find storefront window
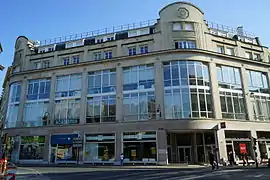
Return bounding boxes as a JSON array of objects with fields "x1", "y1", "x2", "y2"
[
  {"x1": 50, "y1": 134, "x2": 78, "y2": 162},
  {"x1": 84, "y1": 133, "x2": 115, "y2": 162},
  {"x1": 122, "y1": 132, "x2": 157, "y2": 162},
  {"x1": 19, "y1": 136, "x2": 45, "y2": 160}
]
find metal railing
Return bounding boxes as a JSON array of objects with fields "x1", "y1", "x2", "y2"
[
  {"x1": 39, "y1": 19, "x2": 157, "y2": 46},
  {"x1": 205, "y1": 20, "x2": 255, "y2": 38}
]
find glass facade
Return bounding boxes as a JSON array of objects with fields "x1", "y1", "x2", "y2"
[
  {"x1": 217, "y1": 65, "x2": 246, "y2": 119},
  {"x1": 84, "y1": 133, "x2": 115, "y2": 162},
  {"x1": 122, "y1": 132, "x2": 157, "y2": 162},
  {"x1": 87, "y1": 69, "x2": 116, "y2": 123},
  {"x1": 27, "y1": 79, "x2": 50, "y2": 100},
  {"x1": 246, "y1": 70, "x2": 270, "y2": 121},
  {"x1": 19, "y1": 136, "x2": 45, "y2": 160},
  {"x1": 164, "y1": 61, "x2": 212, "y2": 119},
  {"x1": 54, "y1": 74, "x2": 82, "y2": 125},
  {"x1": 123, "y1": 65, "x2": 155, "y2": 121},
  {"x1": 6, "y1": 82, "x2": 21, "y2": 128}
]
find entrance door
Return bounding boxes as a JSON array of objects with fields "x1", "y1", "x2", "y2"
[{"x1": 177, "y1": 146, "x2": 191, "y2": 163}]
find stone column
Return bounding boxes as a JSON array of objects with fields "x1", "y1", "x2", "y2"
[
  {"x1": 240, "y1": 66, "x2": 253, "y2": 121},
  {"x1": 250, "y1": 130, "x2": 260, "y2": 162},
  {"x1": 192, "y1": 132, "x2": 198, "y2": 164},
  {"x1": 18, "y1": 78, "x2": 27, "y2": 127},
  {"x1": 215, "y1": 129, "x2": 227, "y2": 163},
  {"x1": 43, "y1": 135, "x2": 50, "y2": 163},
  {"x1": 209, "y1": 62, "x2": 222, "y2": 119},
  {"x1": 154, "y1": 59, "x2": 164, "y2": 120},
  {"x1": 80, "y1": 70, "x2": 88, "y2": 124},
  {"x1": 49, "y1": 73, "x2": 56, "y2": 125},
  {"x1": 157, "y1": 130, "x2": 168, "y2": 165},
  {"x1": 116, "y1": 65, "x2": 123, "y2": 122},
  {"x1": 114, "y1": 131, "x2": 122, "y2": 165}
]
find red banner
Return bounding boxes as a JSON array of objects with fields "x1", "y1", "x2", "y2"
[{"x1": 239, "y1": 143, "x2": 247, "y2": 154}]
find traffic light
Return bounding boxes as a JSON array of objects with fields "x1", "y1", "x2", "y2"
[{"x1": 252, "y1": 137, "x2": 257, "y2": 150}]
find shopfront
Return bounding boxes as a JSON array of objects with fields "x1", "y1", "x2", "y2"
[
  {"x1": 84, "y1": 133, "x2": 115, "y2": 163},
  {"x1": 50, "y1": 134, "x2": 78, "y2": 164},
  {"x1": 19, "y1": 136, "x2": 45, "y2": 163},
  {"x1": 122, "y1": 131, "x2": 157, "y2": 164}
]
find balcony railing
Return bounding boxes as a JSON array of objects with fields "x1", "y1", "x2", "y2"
[{"x1": 38, "y1": 19, "x2": 157, "y2": 46}]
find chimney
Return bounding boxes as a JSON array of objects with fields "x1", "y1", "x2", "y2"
[{"x1": 255, "y1": 37, "x2": 261, "y2": 46}]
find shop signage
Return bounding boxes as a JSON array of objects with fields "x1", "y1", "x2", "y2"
[
  {"x1": 239, "y1": 143, "x2": 247, "y2": 154},
  {"x1": 73, "y1": 138, "x2": 83, "y2": 144}
]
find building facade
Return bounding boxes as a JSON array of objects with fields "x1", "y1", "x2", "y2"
[
  {"x1": 0, "y1": 43, "x2": 4, "y2": 71},
  {"x1": 2, "y1": 2, "x2": 270, "y2": 165}
]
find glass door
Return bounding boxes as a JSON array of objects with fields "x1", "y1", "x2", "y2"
[{"x1": 177, "y1": 146, "x2": 191, "y2": 163}]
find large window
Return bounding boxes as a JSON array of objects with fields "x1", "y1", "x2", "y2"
[
  {"x1": 123, "y1": 65, "x2": 155, "y2": 121},
  {"x1": 6, "y1": 82, "x2": 21, "y2": 128},
  {"x1": 86, "y1": 95, "x2": 116, "y2": 123},
  {"x1": 122, "y1": 132, "x2": 157, "y2": 163},
  {"x1": 23, "y1": 102, "x2": 49, "y2": 127},
  {"x1": 247, "y1": 70, "x2": 270, "y2": 121},
  {"x1": 217, "y1": 65, "x2": 246, "y2": 119},
  {"x1": 164, "y1": 61, "x2": 212, "y2": 119},
  {"x1": 87, "y1": 70, "x2": 116, "y2": 123},
  {"x1": 27, "y1": 79, "x2": 50, "y2": 100},
  {"x1": 54, "y1": 99, "x2": 80, "y2": 125},
  {"x1": 84, "y1": 133, "x2": 115, "y2": 162},
  {"x1": 175, "y1": 41, "x2": 196, "y2": 49},
  {"x1": 55, "y1": 74, "x2": 82, "y2": 98},
  {"x1": 19, "y1": 136, "x2": 45, "y2": 160}
]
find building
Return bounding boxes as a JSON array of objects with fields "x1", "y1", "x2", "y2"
[
  {"x1": 2, "y1": 1, "x2": 270, "y2": 165},
  {"x1": 0, "y1": 43, "x2": 4, "y2": 71}
]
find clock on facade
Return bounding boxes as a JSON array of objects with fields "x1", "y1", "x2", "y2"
[{"x1": 178, "y1": 7, "x2": 189, "y2": 19}]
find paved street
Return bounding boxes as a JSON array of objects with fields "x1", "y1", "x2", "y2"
[{"x1": 14, "y1": 166, "x2": 270, "y2": 180}]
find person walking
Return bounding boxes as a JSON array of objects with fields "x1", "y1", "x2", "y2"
[
  {"x1": 209, "y1": 152, "x2": 215, "y2": 170},
  {"x1": 120, "y1": 153, "x2": 124, "y2": 166}
]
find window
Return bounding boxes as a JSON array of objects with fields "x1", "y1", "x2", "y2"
[
  {"x1": 54, "y1": 99, "x2": 80, "y2": 125},
  {"x1": 43, "y1": 61, "x2": 50, "y2": 68},
  {"x1": 123, "y1": 65, "x2": 155, "y2": 121},
  {"x1": 123, "y1": 65, "x2": 154, "y2": 91},
  {"x1": 48, "y1": 47, "x2": 54, "y2": 52},
  {"x1": 140, "y1": 45, "x2": 148, "y2": 54},
  {"x1": 175, "y1": 41, "x2": 196, "y2": 49},
  {"x1": 107, "y1": 37, "x2": 114, "y2": 41},
  {"x1": 23, "y1": 102, "x2": 49, "y2": 127},
  {"x1": 97, "y1": 39, "x2": 103, "y2": 43},
  {"x1": 246, "y1": 70, "x2": 268, "y2": 93},
  {"x1": 251, "y1": 95, "x2": 270, "y2": 121},
  {"x1": 55, "y1": 74, "x2": 82, "y2": 98},
  {"x1": 88, "y1": 69, "x2": 116, "y2": 94},
  {"x1": 104, "y1": 51, "x2": 112, "y2": 59},
  {"x1": 84, "y1": 133, "x2": 115, "y2": 162},
  {"x1": 6, "y1": 82, "x2": 21, "y2": 128},
  {"x1": 254, "y1": 53, "x2": 261, "y2": 61},
  {"x1": 87, "y1": 95, "x2": 116, "y2": 123},
  {"x1": 27, "y1": 79, "x2": 51, "y2": 100},
  {"x1": 128, "y1": 47, "x2": 137, "y2": 56},
  {"x1": 173, "y1": 23, "x2": 182, "y2": 31},
  {"x1": 245, "y1": 52, "x2": 252, "y2": 59},
  {"x1": 163, "y1": 61, "x2": 212, "y2": 119},
  {"x1": 87, "y1": 69, "x2": 116, "y2": 123},
  {"x1": 184, "y1": 23, "x2": 194, "y2": 31},
  {"x1": 73, "y1": 55, "x2": 79, "y2": 64},
  {"x1": 34, "y1": 62, "x2": 41, "y2": 69},
  {"x1": 216, "y1": 65, "x2": 242, "y2": 89},
  {"x1": 63, "y1": 57, "x2": 69, "y2": 65},
  {"x1": 226, "y1": 48, "x2": 234, "y2": 56},
  {"x1": 19, "y1": 136, "x2": 45, "y2": 160},
  {"x1": 93, "y1": 52, "x2": 102, "y2": 61},
  {"x1": 217, "y1": 45, "x2": 225, "y2": 54}
]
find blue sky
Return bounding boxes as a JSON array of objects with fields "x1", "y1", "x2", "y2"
[{"x1": 0, "y1": 0, "x2": 269, "y2": 91}]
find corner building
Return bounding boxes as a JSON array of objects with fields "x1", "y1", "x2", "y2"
[{"x1": 3, "y1": 2, "x2": 270, "y2": 165}]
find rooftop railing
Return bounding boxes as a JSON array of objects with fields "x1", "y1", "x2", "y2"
[
  {"x1": 39, "y1": 19, "x2": 157, "y2": 46},
  {"x1": 206, "y1": 20, "x2": 256, "y2": 38}
]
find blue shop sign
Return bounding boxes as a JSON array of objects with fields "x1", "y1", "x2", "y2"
[{"x1": 51, "y1": 134, "x2": 78, "y2": 145}]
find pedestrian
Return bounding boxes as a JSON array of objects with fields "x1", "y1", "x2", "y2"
[
  {"x1": 208, "y1": 152, "x2": 215, "y2": 170},
  {"x1": 120, "y1": 153, "x2": 124, "y2": 166},
  {"x1": 229, "y1": 151, "x2": 234, "y2": 166},
  {"x1": 245, "y1": 153, "x2": 249, "y2": 166}
]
